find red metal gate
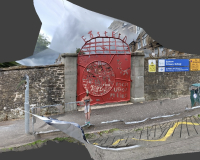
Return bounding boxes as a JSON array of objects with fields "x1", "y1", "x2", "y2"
[{"x1": 77, "y1": 31, "x2": 131, "y2": 105}]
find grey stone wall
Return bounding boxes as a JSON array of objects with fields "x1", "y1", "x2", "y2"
[
  {"x1": 0, "y1": 64, "x2": 65, "y2": 121},
  {"x1": 144, "y1": 54, "x2": 200, "y2": 101}
]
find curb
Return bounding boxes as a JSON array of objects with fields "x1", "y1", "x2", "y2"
[
  {"x1": 78, "y1": 102, "x2": 133, "y2": 111},
  {"x1": 0, "y1": 136, "x2": 83, "y2": 153}
]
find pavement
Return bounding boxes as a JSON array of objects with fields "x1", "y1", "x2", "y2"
[{"x1": 1, "y1": 95, "x2": 200, "y2": 159}]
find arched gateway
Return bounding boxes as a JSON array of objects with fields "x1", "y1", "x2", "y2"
[{"x1": 77, "y1": 31, "x2": 131, "y2": 105}]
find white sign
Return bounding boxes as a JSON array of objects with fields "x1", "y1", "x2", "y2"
[
  {"x1": 158, "y1": 59, "x2": 165, "y2": 66},
  {"x1": 158, "y1": 67, "x2": 165, "y2": 72}
]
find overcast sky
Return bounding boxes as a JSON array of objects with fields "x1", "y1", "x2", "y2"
[{"x1": 17, "y1": 0, "x2": 138, "y2": 66}]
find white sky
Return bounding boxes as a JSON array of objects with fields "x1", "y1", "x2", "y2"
[
  {"x1": 17, "y1": 0, "x2": 137, "y2": 66},
  {"x1": 34, "y1": 0, "x2": 114, "y2": 47},
  {"x1": 34, "y1": 0, "x2": 65, "y2": 42}
]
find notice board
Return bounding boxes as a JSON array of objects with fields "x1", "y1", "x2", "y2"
[{"x1": 190, "y1": 59, "x2": 200, "y2": 71}]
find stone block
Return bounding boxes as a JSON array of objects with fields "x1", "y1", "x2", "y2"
[
  {"x1": 131, "y1": 86, "x2": 144, "y2": 98},
  {"x1": 131, "y1": 76, "x2": 144, "y2": 88},
  {"x1": 65, "y1": 103, "x2": 77, "y2": 111},
  {"x1": 130, "y1": 97, "x2": 145, "y2": 103},
  {"x1": 131, "y1": 67, "x2": 144, "y2": 76},
  {"x1": 64, "y1": 57, "x2": 77, "y2": 75},
  {"x1": 131, "y1": 57, "x2": 144, "y2": 67}
]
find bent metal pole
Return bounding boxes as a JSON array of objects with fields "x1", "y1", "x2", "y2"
[{"x1": 24, "y1": 74, "x2": 30, "y2": 134}]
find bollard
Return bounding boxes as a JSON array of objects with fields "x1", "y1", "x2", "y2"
[{"x1": 24, "y1": 74, "x2": 30, "y2": 134}]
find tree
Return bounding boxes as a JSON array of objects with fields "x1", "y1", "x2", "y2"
[
  {"x1": 76, "y1": 48, "x2": 85, "y2": 55},
  {"x1": 0, "y1": 61, "x2": 21, "y2": 68},
  {"x1": 34, "y1": 33, "x2": 51, "y2": 54}
]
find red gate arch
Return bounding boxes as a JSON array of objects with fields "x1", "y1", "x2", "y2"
[{"x1": 77, "y1": 31, "x2": 131, "y2": 105}]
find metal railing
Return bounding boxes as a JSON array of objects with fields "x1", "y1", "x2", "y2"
[
  {"x1": 31, "y1": 104, "x2": 61, "y2": 134},
  {"x1": 21, "y1": 74, "x2": 84, "y2": 135},
  {"x1": 30, "y1": 101, "x2": 84, "y2": 134}
]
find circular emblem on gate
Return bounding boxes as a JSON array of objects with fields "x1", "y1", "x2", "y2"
[{"x1": 82, "y1": 61, "x2": 115, "y2": 96}]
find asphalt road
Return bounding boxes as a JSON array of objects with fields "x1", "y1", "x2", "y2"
[
  {"x1": 87, "y1": 116, "x2": 200, "y2": 148},
  {"x1": 85, "y1": 115, "x2": 200, "y2": 160}
]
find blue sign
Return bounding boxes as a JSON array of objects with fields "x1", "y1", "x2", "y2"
[
  {"x1": 158, "y1": 59, "x2": 189, "y2": 67},
  {"x1": 165, "y1": 67, "x2": 189, "y2": 72}
]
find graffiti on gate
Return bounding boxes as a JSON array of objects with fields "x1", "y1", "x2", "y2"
[
  {"x1": 77, "y1": 31, "x2": 131, "y2": 105},
  {"x1": 82, "y1": 61, "x2": 115, "y2": 96}
]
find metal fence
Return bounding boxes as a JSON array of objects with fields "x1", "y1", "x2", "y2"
[
  {"x1": 30, "y1": 101, "x2": 84, "y2": 134},
  {"x1": 22, "y1": 74, "x2": 84, "y2": 134}
]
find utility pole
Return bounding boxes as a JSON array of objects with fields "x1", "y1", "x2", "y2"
[{"x1": 24, "y1": 74, "x2": 30, "y2": 134}]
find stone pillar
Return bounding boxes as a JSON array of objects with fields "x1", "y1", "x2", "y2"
[
  {"x1": 130, "y1": 50, "x2": 145, "y2": 103},
  {"x1": 61, "y1": 53, "x2": 78, "y2": 111}
]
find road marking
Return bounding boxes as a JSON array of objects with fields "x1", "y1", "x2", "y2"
[
  {"x1": 111, "y1": 122, "x2": 200, "y2": 145},
  {"x1": 131, "y1": 122, "x2": 200, "y2": 142},
  {"x1": 94, "y1": 145, "x2": 141, "y2": 151},
  {"x1": 93, "y1": 143, "x2": 98, "y2": 145},
  {"x1": 112, "y1": 139, "x2": 125, "y2": 146}
]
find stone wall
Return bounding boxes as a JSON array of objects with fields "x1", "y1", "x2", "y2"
[
  {"x1": 144, "y1": 54, "x2": 200, "y2": 101},
  {"x1": 0, "y1": 64, "x2": 65, "y2": 121}
]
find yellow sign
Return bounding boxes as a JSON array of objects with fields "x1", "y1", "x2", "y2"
[
  {"x1": 148, "y1": 60, "x2": 156, "y2": 72},
  {"x1": 190, "y1": 59, "x2": 200, "y2": 71}
]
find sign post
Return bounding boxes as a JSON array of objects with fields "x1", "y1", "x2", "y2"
[{"x1": 24, "y1": 74, "x2": 30, "y2": 134}]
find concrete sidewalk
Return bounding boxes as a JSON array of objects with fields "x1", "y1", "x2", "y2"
[{"x1": 0, "y1": 95, "x2": 193, "y2": 150}]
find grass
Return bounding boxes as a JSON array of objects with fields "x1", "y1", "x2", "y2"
[
  {"x1": 53, "y1": 137, "x2": 77, "y2": 143},
  {"x1": 27, "y1": 140, "x2": 44, "y2": 146},
  {"x1": 85, "y1": 133, "x2": 95, "y2": 139},
  {"x1": 98, "y1": 128, "x2": 119, "y2": 136},
  {"x1": 193, "y1": 115, "x2": 200, "y2": 118},
  {"x1": 20, "y1": 139, "x2": 48, "y2": 148},
  {"x1": 108, "y1": 128, "x2": 119, "y2": 133},
  {"x1": 2, "y1": 148, "x2": 7, "y2": 151},
  {"x1": 135, "y1": 128, "x2": 142, "y2": 132},
  {"x1": 2, "y1": 137, "x2": 80, "y2": 152},
  {"x1": 1, "y1": 127, "x2": 125, "y2": 152},
  {"x1": 98, "y1": 130, "x2": 109, "y2": 135},
  {"x1": 22, "y1": 137, "x2": 77, "y2": 148},
  {"x1": 8, "y1": 147, "x2": 13, "y2": 151},
  {"x1": 3, "y1": 128, "x2": 121, "y2": 151}
]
